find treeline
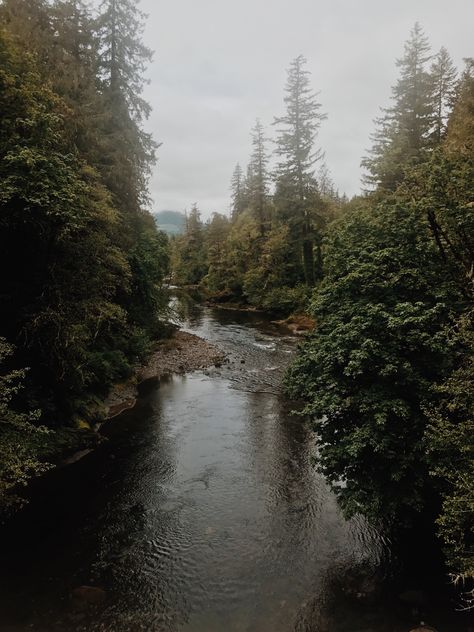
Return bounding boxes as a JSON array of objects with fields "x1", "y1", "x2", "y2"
[
  {"x1": 286, "y1": 26, "x2": 473, "y2": 590},
  {"x1": 172, "y1": 55, "x2": 347, "y2": 313},
  {"x1": 0, "y1": 0, "x2": 168, "y2": 509}
]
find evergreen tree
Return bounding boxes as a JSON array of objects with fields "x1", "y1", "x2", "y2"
[
  {"x1": 204, "y1": 213, "x2": 231, "y2": 292},
  {"x1": 95, "y1": 0, "x2": 157, "y2": 215},
  {"x1": 362, "y1": 23, "x2": 434, "y2": 190},
  {"x1": 430, "y1": 46, "x2": 458, "y2": 144},
  {"x1": 247, "y1": 119, "x2": 270, "y2": 235},
  {"x1": 96, "y1": 0, "x2": 152, "y2": 121},
  {"x1": 230, "y1": 163, "x2": 245, "y2": 221},
  {"x1": 445, "y1": 57, "x2": 474, "y2": 155},
  {"x1": 273, "y1": 54, "x2": 326, "y2": 285},
  {"x1": 50, "y1": 1, "x2": 104, "y2": 156},
  {"x1": 173, "y1": 205, "x2": 207, "y2": 285},
  {"x1": 95, "y1": 0, "x2": 168, "y2": 337}
]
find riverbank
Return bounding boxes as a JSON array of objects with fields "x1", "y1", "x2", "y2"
[
  {"x1": 104, "y1": 329, "x2": 226, "y2": 418},
  {"x1": 0, "y1": 329, "x2": 226, "y2": 519}
]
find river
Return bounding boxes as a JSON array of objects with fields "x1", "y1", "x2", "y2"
[{"x1": 0, "y1": 300, "x2": 471, "y2": 631}]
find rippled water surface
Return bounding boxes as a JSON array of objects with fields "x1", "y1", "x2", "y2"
[{"x1": 0, "y1": 300, "x2": 471, "y2": 631}]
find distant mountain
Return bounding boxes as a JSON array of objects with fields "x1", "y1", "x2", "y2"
[{"x1": 153, "y1": 210, "x2": 186, "y2": 236}]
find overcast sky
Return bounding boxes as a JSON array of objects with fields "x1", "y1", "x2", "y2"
[{"x1": 139, "y1": 0, "x2": 473, "y2": 218}]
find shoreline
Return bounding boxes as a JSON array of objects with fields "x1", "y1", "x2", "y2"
[
  {"x1": 103, "y1": 330, "x2": 226, "y2": 420},
  {"x1": 5, "y1": 330, "x2": 226, "y2": 514}
]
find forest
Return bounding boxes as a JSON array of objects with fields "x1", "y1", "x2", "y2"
[
  {"x1": 0, "y1": 0, "x2": 473, "y2": 619},
  {"x1": 0, "y1": 0, "x2": 170, "y2": 510}
]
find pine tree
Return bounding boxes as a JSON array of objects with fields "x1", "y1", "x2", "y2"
[
  {"x1": 273, "y1": 54, "x2": 326, "y2": 285},
  {"x1": 230, "y1": 163, "x2": 245, "y2": 221},
  {"x1": 445, "y1": 57, "x2": 473, "y2": 155},
  {"x1": 247, "y1": 119, "x2": 270, "y2": 236},
  {"x1": 430, "y1": 46, "x2": 458, "y2": 144},
  {"x1": 96, "y1": 0, "x2": 152, "y2": 121},
  {"x1": 174, "y1": 205, "x2": 207, "y2": 285},
  {"x1": 362, "y1": 23, "x2": 434, "y2": 190},
  {"x1": 205, "y1": 213, "x2": 231, "y2": 292},
  {"x1": 95, "y1": 0, "x2": 157, "y2": 215}
]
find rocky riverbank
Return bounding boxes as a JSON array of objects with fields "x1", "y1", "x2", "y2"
[{"x1": 104, "y1": 330, "x2": 226, "y2": 418}]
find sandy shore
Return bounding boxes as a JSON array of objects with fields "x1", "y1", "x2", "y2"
[{"x1": 104, "y1": 331, "x2": 225, "y2": 419}]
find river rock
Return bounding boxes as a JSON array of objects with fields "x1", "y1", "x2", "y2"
[{"x1": 71, "y1": 586, "x2": 107, "y2": 610}]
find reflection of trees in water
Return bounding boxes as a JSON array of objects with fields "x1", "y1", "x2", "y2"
[
  {"x1": 294, "y1": 562, "x2": 387, "y2": 632},
  {"x1": 241, "y1": 394, "x2": 351, "y2": 607},
  {"x1": 241, "y1": 391, "x2": 394, "y2": 632},
  {"x1": 85, "y1": 383, "x2": 192, "y2": 631},
  {"x1": 171, "y1": 289, "x2": 205, "y2": 327},
  {"x1": 294, "y1": 558, "x2": 471, "y2": 632}
]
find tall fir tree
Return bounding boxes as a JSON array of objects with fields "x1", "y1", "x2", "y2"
[
  {"x1": 273, "y1": 54, "x2": 326, "y2": 285},
  {"x1": 173, "y1": 205, "x2": 207, "y2": 285},
  {"x1": 50, "y1": 1, "x2": 103, "y2": 154},
  {"x1": 362, "y1": 23, "x2": 434, "y2": 190},
  {"x1": 430, "y1": 46, "x2": 458, "y2": 145},
  {"x1": 445, "y1": 57, "x2": 474, "y2": 155},
  {"x1": 230, "y1": 163, "x2": 245, "y2": 221},
  {"x1": 247, "y1": 119, "x2": 270, "y2": 236},
  {"x1": 95, "y1": 0, "x2": 157, "y2": 216}
]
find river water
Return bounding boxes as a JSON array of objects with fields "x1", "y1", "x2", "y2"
[{"x1": 0, "y1": 300, "x2": 471, "y2": 631}]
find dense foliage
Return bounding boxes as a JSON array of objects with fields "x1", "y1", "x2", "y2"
[
  {"x1": 287, "y1": 27, "x2": 473, "y2": 590},
  {"x1": 287, "y1": 202, "x2": 462, "y2": 520},
  {"x1": 0, "y1": 0, "x2": 169, "y2": 511}
]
